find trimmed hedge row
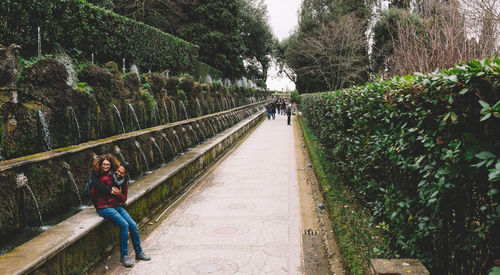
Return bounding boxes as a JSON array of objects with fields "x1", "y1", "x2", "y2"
[
  {"x1": 298, "y1": 115, "x2": 391, "y2": 274},
  {"x1": 0, "y1": 0, "x2": 198, "y2": 74},
  {"x1": 301, "y1": 58, "x2": 500, "y2": 274}
]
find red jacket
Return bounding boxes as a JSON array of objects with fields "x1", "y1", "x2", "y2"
[{"x1": 89, "y1": 171, "x2": 128, "y2": 209}]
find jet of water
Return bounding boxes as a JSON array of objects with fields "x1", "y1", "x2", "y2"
[
  {"x1": 63, "y1": 163, "x2": 83, "y2": 207},
  {"x1": 151, "y1": 137, "x2": 165, "y2": 165},
  {"x1": 179, "y1": 101, "x2": 189, "y2": 120},
  {"x1": 161, "y1": 133, "x2": 176, "y2": 157},
  {"x1": 37, "y1": 27, "x2": 41, "y2": 57},
  {"x1": 128, "y1": 104, "x2": 141, "y2": 131},
  {"x1": 134, "y1": 141, "x2": 150, "y2": 173},
  {"x1": 189, "y1": 126, "x2": 200, "y2": 144},
  {"x1": 68, "y1": 107, "x2": 81, "y2": 141},
  {"x1": 163, "y1": 100, "x2": 170, "y2": 124},
  {"x1": 112, "y1": 104, "x2": 126, "y2": 134},
  {"x1": 17, "y1": 173, "x2": 44, "y2": 227},
  {"x1": 38, "y1": 110, "x2": 53, "y2": 151}
]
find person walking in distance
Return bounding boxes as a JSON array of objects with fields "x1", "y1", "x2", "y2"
[
  {"x1": 89, "y1": 154, "x2": 151, "y2": 267},
  {"x1": 271, "y1": 101, "x2": 276, "y2": 120},
  {"x1": 286, "y1": 101, "x2": 292, "y2": 125},
  {"x1": 266, "y1": 102, "x2": 272, "y2": 120}
]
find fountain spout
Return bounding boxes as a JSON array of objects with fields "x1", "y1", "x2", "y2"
[
  {"x1": 114, "y1": 145, "x2": 127, "y2": 163},
  {"x1": 135, "y1": 141, "x2": 151, "y2": 173},
  {"x1": 150, "y1": 137, "x2": 165, "y2": 165},
  {"x1": 16, "y1": 173, "x2": 28, "y2": 189}
]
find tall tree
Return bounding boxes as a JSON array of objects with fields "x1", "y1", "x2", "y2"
[
  {"x1": 282, "y1": 0, "x2": 371, "y2": 93},
  {"x1": 372, "y1": 0, "x2": 500, "y2": 77},
  {"x1": 178, "y1": 0, "x2": 244, "y2": 78},
  {"x1": 239, "y1": 0, "x2": 274, "y2": 86}
]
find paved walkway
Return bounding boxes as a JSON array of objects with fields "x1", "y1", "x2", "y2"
[{"x1": 110, "y1": 113, "x2": 302, "y2": 274}]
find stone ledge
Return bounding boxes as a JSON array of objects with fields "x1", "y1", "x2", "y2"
[
  {"x1": 0, "y1": 109, "x2": 266, "y2": 275},
  {"x1": 370, "y1": 259, "x2": 429, "y2": 275}
]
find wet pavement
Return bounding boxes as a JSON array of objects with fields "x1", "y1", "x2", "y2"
[{"x1": 104, "y1": 113, "x2": 304, "y2": 274}]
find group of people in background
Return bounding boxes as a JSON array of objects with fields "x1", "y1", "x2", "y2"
[{"x1": 266, "y1": 98, "x2": 292, "y2": 125}]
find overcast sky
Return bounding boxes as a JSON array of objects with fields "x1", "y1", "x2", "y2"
[{"x1": 264, "y1": 0, "x2": 302, "y2": 91}]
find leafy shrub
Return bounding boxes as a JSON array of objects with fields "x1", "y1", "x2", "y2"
[
  {"x1": 0, "y1": 0, "x2": 198, "y2": 74},
  {"x1": 301, "y1": 58, "x2": 500, "y2": 274},
  {"x1": 290, "y1": 90, "x2": 301, "y2": 104},
  {"x1": 165, "y1": 77, "x2": 180, "y2": 96},
  {"x1": 180, "y1": 76, "x2": 195, "y2": 96},
  {"x1": 299, "y1": 116, "x2": 391, "y2": 274}
]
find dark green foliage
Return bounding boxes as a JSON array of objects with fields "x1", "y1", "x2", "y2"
[
  {"x1": 146, "y1": 73, "x2": 165, "y2": 94},
  {"x1": 0, "y1": 0, "x2": 199, "y2": 74},
  {"x1": 79, "y1": 65, "x2": 113, "y2": 90},
  {"x1": 165, "y1": 77, "x2": 180, "y2": 96},
  {"x1": 180, "y1": 76, "x2": 195, "y2": 96},
  {"x1": 177, "y1": 0, "x2": 244, "y2": 78},
  {"x1": 299, "y1": 116, "x2": 391, "y2": 274},
  {"x1": 301, "y1": 58, "x2": 500, "y2": 274},
  {"x1": 290, "y1": 90, "x2": 301, "y2": 104},
  {"x1": 239, "y1": 0, "x2": 273, "y2": 84}
]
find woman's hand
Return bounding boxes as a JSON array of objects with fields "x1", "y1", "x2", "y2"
[{"x1": 111, "y1": 186, "x2": 122, "y2": 196}]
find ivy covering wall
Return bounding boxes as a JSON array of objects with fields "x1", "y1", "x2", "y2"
[
  {"x1": 0, "y1": 0, "x2": 199, "y2": 74},
  {"x1": 301, "y1": 58, "x2": 500, "y2": 274}
]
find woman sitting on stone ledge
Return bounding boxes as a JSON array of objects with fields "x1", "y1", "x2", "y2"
[{"x1": 89, "y1": 154, "x2": 151, "y2": 267}]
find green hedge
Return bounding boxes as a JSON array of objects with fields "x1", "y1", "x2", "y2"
[
  {"x1": 0, "y1": 0, "x2": 199, "y2": 74},
  {"x1": 301, "y1": 58, "x2": 500, "y2": 274},
  {"x1": 298, "y1": 115, "x2": 391, "y2": 274}
]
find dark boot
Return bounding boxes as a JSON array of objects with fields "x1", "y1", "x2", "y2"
[
  {"x1": 120, "y1": 255, "x2": 134, "y2": 267},
  {"x1": 136, "y1": 252, "x2": 151, "y2": 261}
]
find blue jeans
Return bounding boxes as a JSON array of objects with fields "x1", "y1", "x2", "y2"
[{"x1": 97, "y1": 206, "x2": 142, "y2": 256}]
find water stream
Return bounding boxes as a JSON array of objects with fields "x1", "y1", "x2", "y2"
[
  {"x1": 134, "y1": 141, "x2": 150, "y2": 173},
  {"x1": 216, "y1": 99, "x2": 222, "y2": 112},
  {"x1": 114, "y1": 146, "x2": 127, "y2": 163},
  {"x1": 112, "y1": 104, "x2": 126, "y2": 134},
  {"x1": 207, "y1": 120, "x2": 216, "y2": 135},
  {"x1": 195, "y1": 98, "x2": 202, "y2": 117},
  {"x1": 38, "y1": 110, "x2": 53, "y2": 151},
  {"x1": 162, "y1": 101, "x2": 169, "y2": 123},
  {"x1": 197, "y1": 124, "x2": 206, "y2": 141},
  {"x1": 66, "y1": 170, "x2": 83, "y2": 207},
  {"x1": 68, "y1": 107, "x2": 81, "y2": 141},
  {"x1": 172, "y1": 101, "x2": 177, "y2": 121},
  {"x1": 26, "y1": 185, "x2": 44, "y2": 227},
  {"x1": 182, "y1": 128, "x2": 191, "y2": 147},
  {"x1": 179, "y1": 101, "x2": 189, "y2": 120},
  {"x1": 189, "y1": 126, "x2": 200, "y2": 144},
  {"x1": 161, "y1": 133, "x2": 176, "y2": 157},
  {"x1": 173, "y1": 131, "x2": 182, "y2": 150},
  {"x1": 128, "y1": 104, "x2": 141, "y2": 131},
  {"x1": 151, "y1": 138, "x2": 165, "y2": 165},
  {"x1": 216, "y1": 118, "x2": 223, "y2": 131},
  {"x1": 155, "y1": 103, "x2": 162, "y2": 125},
  {"x1": 37, "y1": 26, "x2": 41, "y2": 57}
]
